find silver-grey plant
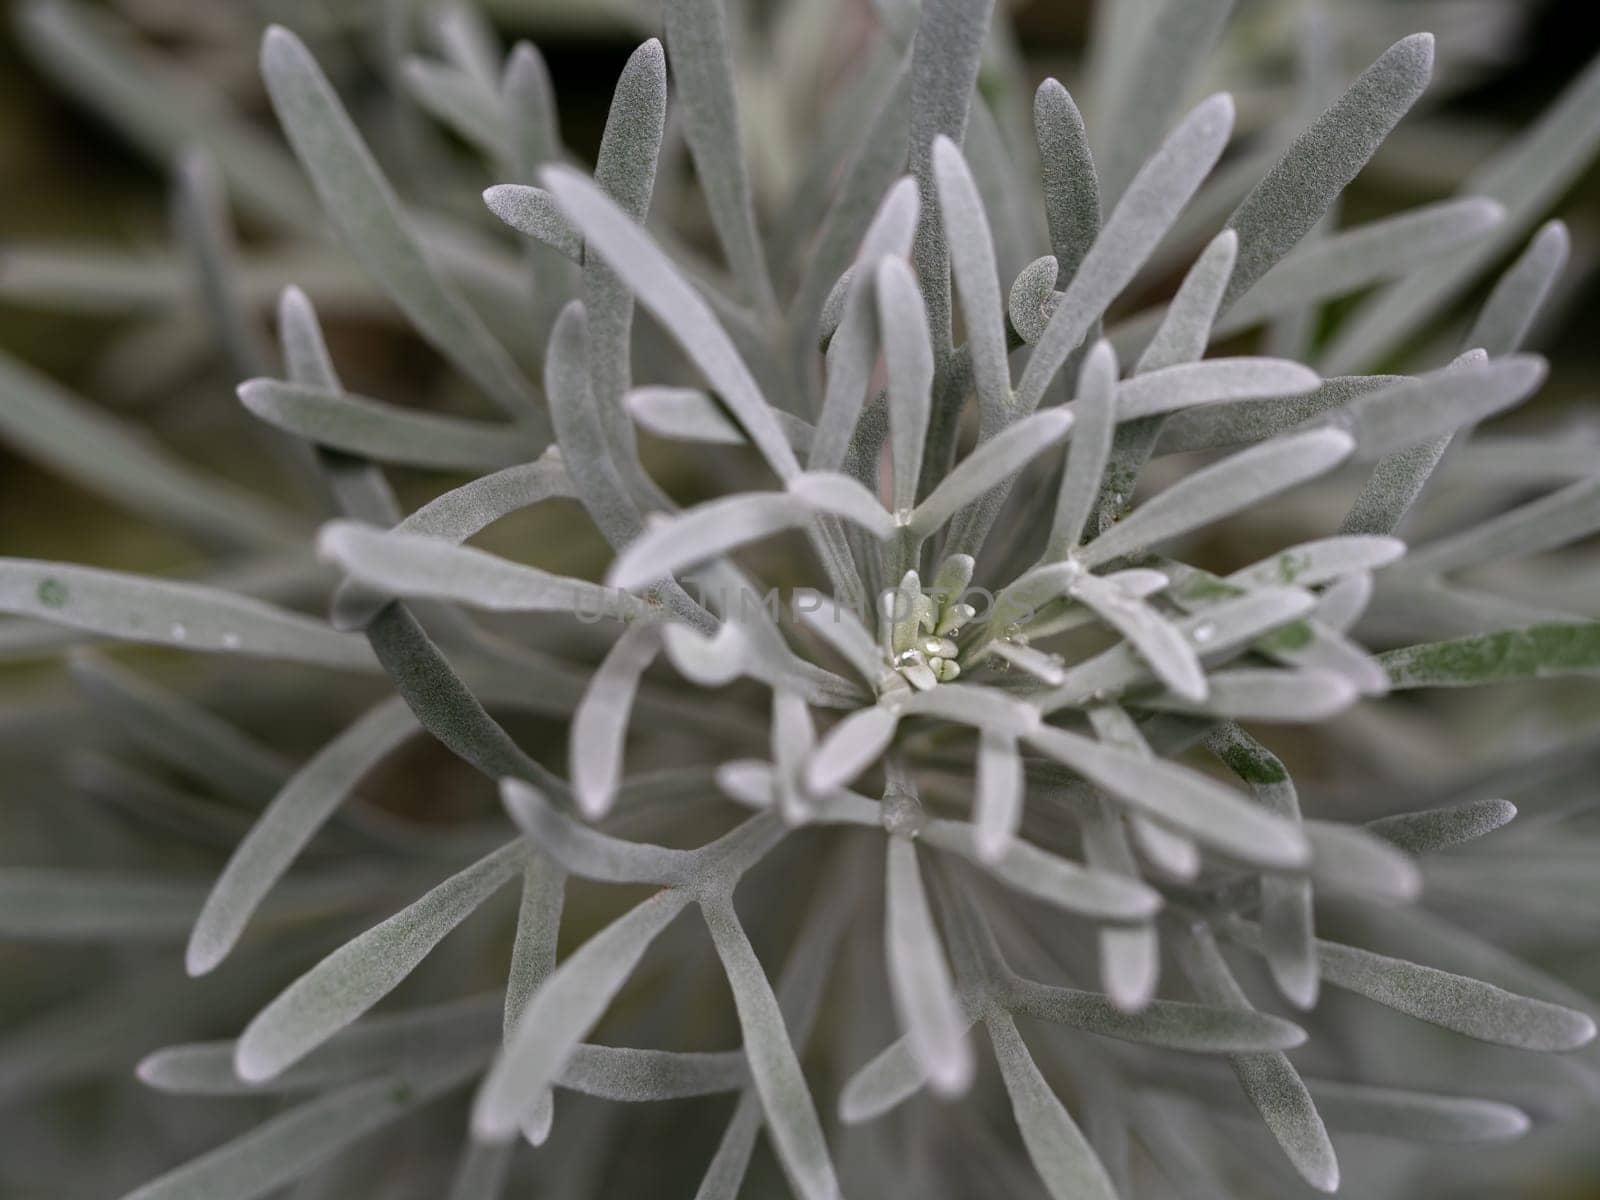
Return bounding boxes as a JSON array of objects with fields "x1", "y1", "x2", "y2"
[{"x1": 3, "y1": 1, "x2": 1600, "y2": 1198}]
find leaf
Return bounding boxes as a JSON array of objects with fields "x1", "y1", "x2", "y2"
[
  {"x1": 1033, "y1": 79, "x2": 1099, "y2": 283},
  {"x1": 1381, "y1": 623, "x2": 1600, "y2": 689},
  {"x1": 907, "y1": 0, "x2": 995, "y2": 356},
  {"x1": 319, "y1": 521, "x2": 640, "y2": 620},
  {"x1": 1306, "y1": 1080, "x2": 1530, "y2": 1144},
  {"x1": 1367, "y1": 799, "x2": 1518, "y2": 855},
  {"x1": 1081, "y1": 428, "x2": 1354, "y2": 566},
  {"x1": 1024, "y1": 725, "x2": 1310, "y2": 869},
  {"x1": 0, "y1": 871, "x2": 206, "y2": 941},
  {"x1": 402, "y1": 57, "x2": 509, "y2": 164},
  {"x1": 875, "y1": 256, "x2": 935, "y2": 512},
  {"x1": 1303, "y1": 935, "x2": 1597, "y2": 1051},
  {"x1": 235, "y1": 840, "x2": 526, "y2": 1081},
  {"x1": 1399, "y1": 473, "x2": 1600, "y2": 579},
  {"x1": 1179, "y1": 925, "x2": 1339, "y2": 1193},
  {"x1": 921, "y1": 819, "x2": 1160, "y2": 920},
  {"x1": 1228, "y1": 535, "x2": 1405, "y2": 589},
  {"x1": 16, "y1": 0, "x2": 314, "y2": 226},
  {"x1": 1051, "y1": 586, "x2": 1316, "y2": 710},
  {"x1": 1147, "y1": 668, "x2": 1357, "y2": 722},
  {"x1": 570, "y1": 625, "x2": 663, "y2": 818},
  {"x1": 1116, "y1": 358, "x2": 1321, "y2": 419},
  {"x1": 472, "y1": 888, "x2": 692, "y2": 1140},
  {"x1": 70, "y1": 652, "x2": 288, "y2": 805},
  {"x1": 1323, "y1": 50, "x2": 1600, "y2": 373},
  {"x1": 1095, "y1": 0, "x2": 1234, "y2": 206},
  {"x1": 787, "y1": 473, "x2": 897, "y2": 540},
  {"x1": 987, "y1": 1011, "x2": 1118, "y2": 1200},
  {"x1": 1004, "y1": 977, "x2": 1306, "y2": 1053},
  {"x1": 1136, "y1": 228, "x2": 1237, "y2": 373},
  {"x1": 1008, "y1": 253, "x2": 1060, "y2": 344},
  {"x1": 663, "y1": 0, "x2": 775, "y2": 312},
  {"x1": 840, "y1": 1030, "x2": 958, "y2": 1125},
  {"x1": 172, "y1": 149, "x2": 273, "y2": 379},
  {"x1": 1017, "y1": 93, "x2": 1234, "y2": 413},
  {"x1": 122, "y1": 1058, "x2": 484, "y2": 1200},
  {"x1": 626, "y1": 386, "x2": 744, "y2": 444},
  {"x1": 1069, "y1": 570, "x2": 1207, "y2": 702},
  {"x1": 910, "y1": 408, "x2": 1075, "y2": 536},
  {"x1": 810, "y1": 179, "x2": 920, "y2": 472},
  {"x1": 933, "y1": 137, "x2": 1011, "y2": 425},
  {"x1": 501, "y1": 780, "x2": 694, "y2": 885},
  {"x1": 542, "y1": 166, "x2": 798, "y2": 480},
  {"x1": 1332, "y1": 355, "x2": 1546, "y2": 460},
  {"x1": 1218, "y1": 198, "x2": 1505, "y2": 334},
  {"x1": 884, "y1": 837, "x2": 973, "y2": 1095},
  {"x1": 1205, "y1": 725, "x2": 1317, "y2": 1007},
  {"x1": 702, "y1": 897, "x2": 841, "y2": 1200},
  {"x1": 1222, "y1": 34, "x2": 1434, "y2": 309},
  {"x1": 239, "y1": 379, "x2": 539, "y2": 470},
  {"x1": 0, "y1": 559, "x2": 375, "y2": 668},
  {"x1": 804, "y1": 705, "x2": 898, "y2": 795},
  {"x1": 187, "y1": 697, "x2": 417, "y2": 975},
  {"x1": 1302, "y1": 822, "x2": 1421, "y2": 901},
  {"x1": 483, "y1": 184, "x2": 581, "y2": 260},
  {"x1": 260, "y1": 27, "x2": 543, "y2": 427},
  {"x1": 1047, "y1": 340, "x2": 1117, "y2": 555},
  {"x1": 0, "y1": 349, "x2": 296, "y2": 547},
  {"x1": 607, "y1": 494, "x2": 801, "y2": 590},
  {"x1": 974, "y1": 732, "x2": 1025, "y2": 862},
  {"x1": 138, "y1": 995, "x2": 501, "y2": 1095},
  {"x1": 1473, "y1": 218, "x2": 1572, "y2": 359}
]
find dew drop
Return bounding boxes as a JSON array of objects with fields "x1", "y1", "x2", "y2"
[
  {"x1": 1192, "y1": 622, "x2": 1216, "y2": 644},
  {"x1": 170, "y1": 623, "x2": 188, "y2": 642},
  {"x1": 221, "y1": 632, "x2": 241, "y2": 651}
]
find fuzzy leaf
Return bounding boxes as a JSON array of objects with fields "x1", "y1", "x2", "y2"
[
  {"x1": 473, "y1": 888, "x2": 692, "y2": 1140},
  {"x1": 236, "y1": 841, "x2": 526, "y2": 1081},
  {"x1": 1219, "y1": 198, "x2": 1505, "y2": 334},
  {"x1": 988, "y1": 1012, "x2": 1118, "y2": 1200},
  {"x1": 1025, "y1": 726, "x2": 1310, "y2": 869},
  {"x1": 319, "y1": 522, "x2": 638, "y2": 620},
  {"x1": 1381, "y1": 623, "x2": 1600, "y2": 689},
  {"x1": 1082, "y1": 428, "x2": 1353, "y2": 566},
  {"x1": 239, "y1": 379, "x2": 537, "y2": 470},
  {"x1": 543, "y1": 166, "x2": 798, "y2": 480},
  {"x1": 911, "y1": 408, "x2": 1075, "y2": 536},
  {"x1": 0, "y1": 559, "x2": 374, "y2": 669},
  {"x1": 187, "y1": 698, "x2": 416, "y2": 975},
  {"x1": 885, "y1": 837, "x2": 972, "y2": 1095},
  {"x1": 1017, "y1": 93, "x2": 1234, "y2": 413},
  {"x1": 703, "y1": 897, "x2": 842, "y2": 1200},
  {"x1": 1223, "y1": 34, "x2": 1434, "y2": 308},
  {"x1": 484, "y1": 184, "x2": 581, "y2": 260},
  {"x1": 260, "y1": 28, "x2": 542, "y2": 427},
  {"x1": 570, "y1": 625, "x2": 663, "y2": 819},
  {"x1": 873, "y1": 255, "x2": 936, "y2": 512}
]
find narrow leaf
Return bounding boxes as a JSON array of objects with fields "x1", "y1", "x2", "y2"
[
  {"x1": 188, "y1": 697, "x2": 416, "y2": 975},
  {"x1": 239, "y1": 379, "x2": 538, "y2": 470},
  {"x1": 885, "y1": 837, "x2": 973, "y2": 1095},
  {"x1": 236, "y1": 840, "x2": 526, "y2": 1081},
  {"x1": 0, "y1": 559, "x2": 374, "y2": 669},
  {"x1": 261, "y1": 28, "x2": 542, "y2": 426},
  {"x1": 472, "y1": 889, "x2": 692, "y2": 1140},
  {"x1": 1081, "y1": 428, "x2": 1354, "y2": 566}
]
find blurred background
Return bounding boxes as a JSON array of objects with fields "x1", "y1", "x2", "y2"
[{"x1": 1, "y1": 1, "x2": 1597, "y2": 1196}]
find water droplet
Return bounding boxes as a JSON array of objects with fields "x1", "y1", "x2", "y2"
[
  {"x1": 170, "y1": 623, "x2": 188, "y2": 642},
  {"x1": 1192, "y1": 622, "x2": 1216, "y2": 644},
  {"x1": 221, "y1": 632, "x2": 241, "y2": 650}
]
